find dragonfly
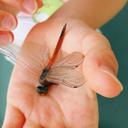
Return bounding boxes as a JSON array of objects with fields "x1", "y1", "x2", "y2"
[{"x1": 0, "y1": 24, "x2": 85, "y2": 94}]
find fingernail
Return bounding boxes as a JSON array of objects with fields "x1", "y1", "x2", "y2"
[
  {"x1": 22, "y1": 0, "x2": 38, "y2": 14},
  {"x1": 0, "y1": 15, "x2": 16, "y2": 30},
  {"x1": 0, "y1": 32, "x2": 13, "y2": 45},
  {"x1": 100, "y1": 66, "x2": 123, "y2": 91}
]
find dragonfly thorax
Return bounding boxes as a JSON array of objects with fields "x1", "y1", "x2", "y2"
[{"x1": 40, "y1": 67, "x2": 49, "y2": 81}]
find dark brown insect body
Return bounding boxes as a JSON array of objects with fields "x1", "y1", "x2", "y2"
[
  {"x1": 37, "y1": 67, "x2": 50, "y2": 94},
  {"x1": 37, "y1": 24, "x2": 67, "y2": 94},
  {"x1": 37, "y1": 24, "x2": 85, "y2": 94}
]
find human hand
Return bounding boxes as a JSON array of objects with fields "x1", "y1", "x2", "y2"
[
  {"x1": 0, "y1": 0, "x2": 42, "y2": 45},
  {"x1": 2, "y1": 18, "x2": 123, "y2": 128}
]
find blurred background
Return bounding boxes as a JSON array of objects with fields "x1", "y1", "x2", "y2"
[
  {"x1": 99, "y1": 4, "x2": 128, "y2": 128},
  {"x1": 0, "y1": 2, "x2": 128, "y2": 128}
]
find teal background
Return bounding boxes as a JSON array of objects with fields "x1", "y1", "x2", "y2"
[
  {"x1": 0, "y1": 5, "x2": 128, "y2": 127},
  {"x1": 99, "y1": 5, "x2": 128, "y2": 128}
]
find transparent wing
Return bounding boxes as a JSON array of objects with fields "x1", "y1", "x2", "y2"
[
  {"x1": 52, "y1": 52, "x2": 85, "y2": 69},
  {"x1": 46, "y1": 67, "x2": 85, "y2": 88},
  {"x1": 0, "y1": 44, "x2": 49, "y2": 76},
  {"x1": 0, "y1": 44, "x2": 19, "y2": 64}
]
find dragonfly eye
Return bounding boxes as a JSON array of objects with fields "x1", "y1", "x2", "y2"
[{"x1": 37, "y1": 85, "x2": 48, "y2": 94}]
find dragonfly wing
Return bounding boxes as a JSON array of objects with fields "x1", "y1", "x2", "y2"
[
  {"x1": 0, "y1": 44, "x2": 20, "y2": 65},
  {"x1": 0, "y1": 43, "x2": 50, "y2": 76},
  {"x1": 52, "y1": 52, "x2": 85, "y2": 69},
  {"x1": 46, "y1": 67, "x2": 85, "y2": 88}
]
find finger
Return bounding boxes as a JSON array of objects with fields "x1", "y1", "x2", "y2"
[
  {"x1": 0, "y1": 31, "x2": 14, "y2": 45},
  {"x1": 1, "y1": 0, "x2": 43, "y2": 14},
  {"x1": 2, "y1": 104, "x2": 25, "y2": 128},
  {"x1": 82, "y1": 32, "x2": 123, "y2": 98},
  {"x1": 0, "y1": 1, "x2": 17, "y2": 31},
  {"x1": 0, "y1": 10, "x2": 17, "y2": 31},
  {"x1": 0, "y1": 0, "x2": 43, "y2": 30}
]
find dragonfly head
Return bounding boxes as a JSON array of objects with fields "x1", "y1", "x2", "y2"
[{"x1": 36, "y1": 84, "x2": 48, "y2": 94}]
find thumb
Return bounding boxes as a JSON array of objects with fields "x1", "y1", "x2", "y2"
[{"x1": 82, "y1": 32, "x2": 123, "y2": 98}]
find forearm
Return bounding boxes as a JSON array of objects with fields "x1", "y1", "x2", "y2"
[{"x1": 51, "y1": 0, "x2": 127, "y2": 29}]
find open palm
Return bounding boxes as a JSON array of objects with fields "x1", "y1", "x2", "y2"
[{"x1": 3, "y1": 19, "x2": 122, "y2": 128}]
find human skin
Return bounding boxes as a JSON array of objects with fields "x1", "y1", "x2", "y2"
[
  {"x1": 0, "y1": 0, "x2": 42, "y2": 44},
  {"x1": 2, "y1": 0, "x2": 128, "y2": 128}
]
